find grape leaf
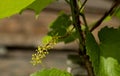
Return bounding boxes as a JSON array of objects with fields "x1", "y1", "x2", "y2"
[
  {"x1": 30, "y1": 69, "x2": 50, "y2": 76},
  {"x1": 98, "y1": 27, "x2": 120, "y2": 76},
  {"x1": 104, "y1": 15, "x2": 112, "y2": 22},
  {"x1": 0, "y1": 0, "x2": 35, "y2": 19},
  {"x1": 27, "y1": 0, "x2": 56, "y2": 15},
  {"x1": 86, "y1": 31, "x2": 100, "y2": 75},
  {"x1": 30, "y1": 68, "x2": 72, "y2": 76},
  {"x1": 86, "y1": 26, "x2": 120, "y2": 76},
  {"x1": 62, "y1": 30, "x2": 79, "y2": 43},
  {"x1": 47, "y1": 12, "x2": 78, "y2": 43},
  {"x1": 48, "y1": 12, "x2": 71, "y2": 36}
]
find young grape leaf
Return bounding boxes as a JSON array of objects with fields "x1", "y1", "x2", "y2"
[
  {"x1": 30, "y1": 69, "x2": 50, "y2": 76},
  {"x1": 114, "y1": 7, "x2": 120, "y2": 19},
  {"x1": 27, "y1": 0, "x2": 56, "y2": 15},
  {"x1": 47, "y1": 12, "x2": 78, "y2": 43},
  {"x1": 48, "y1": 12, "x2": 71, "y2": 36},
  {"x1": 104, "y1": 15, "x2": 112, "y2": 22},
  {"x1": 86, "y1": 26, "x2": 120, "y2": 76},
  {"x1": 30, "y1": 68, "x2": 72, "y2": 76},
  {"x1": 62, "y1": 30, "x2": 79, "y2": 43},
  {"x1": 0, "y1": 0, "x2": 35, "y2": 19},
  {"x1": 42, "y1": 36, "x2": 52, "y2": 44}
]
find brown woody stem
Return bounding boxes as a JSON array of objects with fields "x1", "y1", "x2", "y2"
[
  {"x1": 90, "y1": 2, "x2": 118, "y2": 32},
  {"x1": 70, "y1": 0, "x2": 95, "y2": 76}
]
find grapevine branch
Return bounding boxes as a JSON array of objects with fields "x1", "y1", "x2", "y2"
[
  {"x1": 70, "y1": 0, "x2": 95, "y2": 76},
  {"x1": 79, "y1": 0, "x2": 87, "y2": 11},
  {"x1": 90, "y1": 2, "x2": 119, "y2": 32}
]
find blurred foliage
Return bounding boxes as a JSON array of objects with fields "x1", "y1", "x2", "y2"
[
  {"x1": 114, "y1": 7, "x2": 120, "y2": 19},
  {"x1": 0, "y1": 0, "x2": 35, "y2": 19},
  {"x1": 27, "y1": 0, "x2": 56, "y2": 16},
  {"x1": 30, "y1": 68, "x2": 72, "y2": 76}
]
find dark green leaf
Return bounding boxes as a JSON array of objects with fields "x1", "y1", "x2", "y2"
[
  {"x1": 48, "y1": 28, "x2": 67, "y2": 36},
  {"x1": 48, "y1": 12, "x2": 71, "y2": 37},
  {"x1": 27, "y1": 0, "x2": 56, "y2": 15},
  {"x1": 98, "y1": 27, "x2": 120, "y2": 76},
  {"x1": 61, "y1": 30, "x2": 79, "y2": 43},
  {"x1": 47, "y1": 12, "x2": 78, "y2": 43},
  {"x1": 86, "y1": 31, "x2": 100, "y2": 75},
  {"x1": 50, "y1": 13, "x2": 71, "y2": 29},
  {"x1": 99, "y1": 27, "x2": 120, "y2": 63}
]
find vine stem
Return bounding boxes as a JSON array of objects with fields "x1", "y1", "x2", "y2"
[
  {"x1": 79, "y1": 0, "x2": 87, "y2": 11},
  {"x1": 90, "y1": 2, "x2": 119, "y2": 32},
  {"x1": 69, "y1": 0, "x2": 95, "y2": 76}
]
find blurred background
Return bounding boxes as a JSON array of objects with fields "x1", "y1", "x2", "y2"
[{"x1": 0, "y1": 0, "x2": 120, "y2": 76}]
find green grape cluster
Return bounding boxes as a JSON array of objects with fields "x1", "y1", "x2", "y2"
[{"x1": 31, "y1": 37, "x2": 58, "y2": 66}]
